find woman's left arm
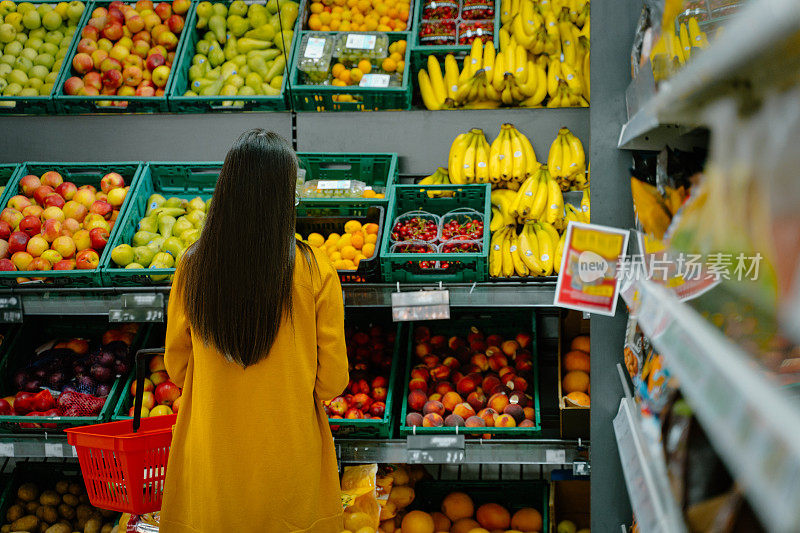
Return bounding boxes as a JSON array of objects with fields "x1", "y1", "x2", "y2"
[{"x1": 165, "y1": 274, "x2": 192, "y2": 388}]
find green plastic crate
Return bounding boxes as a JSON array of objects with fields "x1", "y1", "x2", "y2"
[
  {"x1": 399, "y1": 309, "x2": 542, "y2": 437},
  {"x1": 296, "y1": 204, "x2": 385, "y2": 283},
  {"x1": 101, "y1": 161, "x2": 219, "y2": 287},
  {"x1": 409, "y1": 0, "x2": 500, "y2": 60},
  {"x1": 0, "y1": 161, "x2": 144, "y2": 287},
  {"x1": 380, "y1": 184, "x2": 490, "y2": 282},
  {"x1": 168, "y1": 0, "x2": 301, "y2": 112},
  {"x1": 0, "y1": 317, "x2": 150, "y2": 432},
  {"x1": 0, "y1": 165, "x2": 21, "y2": 206},
  {"x1": 0, "y1": 0, "x2": 92, "y2": 115},
  {"x1": 409, "y1": 480, "x2": 549, "y2": 530},
  {"x1": 55, "y1": 1, "x2": 195, "y2": 114},
  {"x1": 290, "y1": 31, "x2": 412, "y2": 111},
  {"x1": 298, "y1": 152, "x2": 398, "y2": 204}
]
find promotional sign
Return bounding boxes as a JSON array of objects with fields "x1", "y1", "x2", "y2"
[{"x1": 554, "y1": 222, "x2": 629, "y2": 316}]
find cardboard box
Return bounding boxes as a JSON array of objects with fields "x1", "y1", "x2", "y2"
[{"x1": 558, "y1": 311, "x2": 590, "y2": 439}]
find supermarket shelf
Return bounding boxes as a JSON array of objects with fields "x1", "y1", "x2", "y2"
[
  {"x1": 630, "y1": 279, "x2": 800, "y2": 533},
  {"x1": 618, "y1": 0, "x2": 800, "y2": 149},
  {"x1": 0, "y1": 282, "x2": 559, "y2": 317},
  {"x1": 614, "y1": 398, "x2": 685, "y2": 533}
]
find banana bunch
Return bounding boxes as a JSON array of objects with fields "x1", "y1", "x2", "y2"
[
  {"x1": 489, "y1": 37, "x2": 548, "y2": 106},
  {"x1": 547, "y1": 127, "x2": 587, "y2": 190},
  {"x1": 492, "y1": 165, "x2": 564, "y2": 226},
  {"x1": 448, "y1": 128, "x2": 492, "y2": 184},
  {"x1": 418, "y1": 167, "x2": 455, "y2": 197},
  {"x1": 419, "y1": 54, "x2": 456, "y2": 111},
  {"x1": 489, "y1": 221, "x2": 563, "y2": 278},
  {"x1": 488, "y1": 123, "x2": 540, "y2": 183},
  {"x1": 650, "y1": 16, "x2": 708, "y2": 81}
]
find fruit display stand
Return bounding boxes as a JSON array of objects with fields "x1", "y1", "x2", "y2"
[
  {"x1": 0, "y1": 317, "x2": 151, "y2": 431},
  {"x1": 0, "y1": 161, "x2": 144, "y2": 287},
  {"x1": 298, "y1": 152, "x2": 399, "y2": 204},
  {"x1": 380, "y1": 184, "x2": 490, "y2": 283},
  {"x1": 167, "y1": 0, "x2": 301, "y2": 113},
  {"x1": 0, "y1": 0, "x2": 92, "y2": 115},
  {"x1": 55, "y1": 1, "x2": 195, "y2": 114},
  {"x1": 289, "y1": 31, "x2": 413, "y2": 111},
  {"x1": 399, "y1": 308, "x2": 542, "y2": 437}
]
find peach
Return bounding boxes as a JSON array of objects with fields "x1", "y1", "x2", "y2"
[
  {"x1": 467, "y1": 390, "x2": 486, "y2": 411},
  {"x1": 407, "y1": 390, "x2": 427, "y2": 412},
  {"x1": 19, "y1": 175, "x2": 41, "y2": 196},
  {"x1": 422, "y1": 355, "x2": 439, "y2": 368},
  {"x1": 452, "y1": 402, "x2": 476, "y2": 420},
  {"x1": 465, "y1": 415, "x2": 485, "y2": 428},
  {"x1": 444, "y1": 414, "x2": 465, "y2": 427},
  {"x1": 435, "y1": 381, "x2": 454, "y2": 396},
  {"x1": 470, "y1": 353, "x2": 489, "y2": 371},
  {"x1": 469, "y1": 339, "x2": 487, "y2": 352},
  {"x1": 10, "y1": 251, "x2": 33, "y2": 270},
  {"x1": 415, "y1": 342, "x2": 432, "y2": 358},
  {"x1": 41, "y1": 219, "x2": 62, "y2": 242},
  {"x1": 488, "y1": 353, "x2": 508, "y2": 371},
  {"x1": 503, "y1": 404, "x2": 525, "y2": 423},
  {"x1": 42, "y1": 207, "x2": 65, "y2": 222},
  {"x1": 509, "y1": 376, "x2": 528, "y2": 392},
  {"x1": 8, "y1": 195, "x2": 31, "y2": 211},
  {"x1": 519, "y1": 419, "x2": 535, "y2": 427},
  {"x1": 501, "y1": 340, "x2": 520, "y2": 356},
  {"x1": 456, "y1": 375, "x2": 477, "y2": 396},
  {"x1": 427, "y1": 393, "x2": 442, "y2": 403},
  {"x1": 495, "y1": 414, "x2": 516, "y2": 428},
  {"x1": 499, "y1": 366, "x2": 515, "y2": 379},
  {"x1": 486, "y1": 334, "x2": 503, "y2": 346},
  {"x1": 482, "y1": 375, "x2": 503, "y2": 395},
  {"x1": 52, "y1": 236, "x2": 76, "y2": 259},
  {"x1": 523, "y1": 406, "x2": 535, "y2": 421},
  {"x1": 441, "y1": 391, "x2": 462, "y2": 412},
  {"x1": 422, "y1": 413, "x2": 444, "y2": 427},
  {"x1": 405, "y1": 412, "x2": 423, "y2": 427},
  {"x1": 423, "y1": 400, "x2": 445, "y2": 417},
  {"x1": 485, "y1": 345, "x2": 502, "y2": 357},
  {"x1": 408, "y1": 378, "x2": 428, "y2": 394},
  {"x1": 450, "y1": 371, "x2": 465, "y2": 385},
  {"x1": 488, "y1": 393, "x2": 509, "y2": 413},
  {"x1": 478, "y1": 408, "x2": 498, "y2": 426},
  {"x1": 442, "y1": 356, "x2": 460, "y2": 369},
  {"x1": 448, "y1": 336, "x2": 465, "y2": 350},
  {"x1": 410, "y1": 366, "x2": 429, "y2": 382},
  {"x1": 516, "y1": 332, "x2": 532, "y2": 349},
  {"x1": 430, "y1": 364, "x2": 450, "y2": 381}
]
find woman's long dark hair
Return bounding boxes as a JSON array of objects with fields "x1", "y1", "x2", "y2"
[{"x1": 178, "y1": 129, "x2": 314, "y2": 368}]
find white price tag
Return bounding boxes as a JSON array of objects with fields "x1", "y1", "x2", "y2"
[
  {"x1": 45, "y1": 443, "x2": 63, "y2": 457},
  {"x1": 71, "y1": 445, "x2": 79, "y2": 457},
  {"x1": 316, "y1": 180, "x2": 351, "y2": 190},
  {"x1": 0, "y1": 442, "x2": 13, "y2": 457},
  {"x1": 360, "y1": 74, "x2": 390, "y2": 88},
  {"x1": 346, "y1": 33, "x2": 377, "y2": 49},
  {"x1": 304, "y1": 37, "x2": 326, "y2": 59},
  {"x1": 545, "y1": 449, "x2": 566, "y2": 463}
]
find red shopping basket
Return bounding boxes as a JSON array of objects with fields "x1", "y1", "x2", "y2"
[{"x1": 65, "y1": 348, "x2": 176, "y2": 514}]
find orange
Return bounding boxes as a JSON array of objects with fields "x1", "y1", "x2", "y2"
[
  {"x1": 331, "y1": 63, "x2": 346, "y2": 78},
  {"x1": 379, "y1": 14, "x2": 390, "y2": 25},
  {"x1": 307, "y1": 232, "x2": 325, "y2": 247},
  {"x1": 362, "y1": 242, "x2": 375, "y2": 258},
  {"x1": 333, "y1": 259, "x2": 349, "y2": 270},
  {"x1": 358, "y1": 59, "x2": 372, "y2": 74},
  {"x1": 565, "y1": 391, "x2": 590, "y2": 407},
  {"x1": 329, "y1": 18, "x2": 341, "y2": 30},
  {"x1": 341, "y1": 245, "x2": 357, "y2": 260},
  {"x1": 475, "y1": 503, "x2": 510, "y2": 529},
  {"x1": 332, "y1": 5, "x2": 344, "y2": 13},
  {"x1": 339, "y1": 20, "x2": 352, "y2": 30},
  {"x1": 387, "y1": 6, "x2": 398, "y2": 18},
  {"x1": 562, "y1": 370, "x2": 590, "y2": 394},
  {"x1": 320, "y1": 24, "x2": 331, "y2": 30},
  {"x1": 344, "y1": 220, "x2": 362, "y2": 234},
  {"x1": 307, "y1": 14, "x2": 322, "y2": 29},
  {"x1": 396, "y1": 60, "x2": 404, "y2": 73},
  {"x1": 310, "y1": 2, "x2": 324, "y2": 13},
  {"x1": 563, "y1": 350, "x2": 590, "y2": 373},
  {"x1": 337, "y1": 233, "x2": 352, "y2": 249},
  {"x1": 332, "y1": 79, "x2": 347, "y2": 86},
  {"x1": 350, "y1": 233, "x2": 364, "y2": 249},
  {"x1": 365, "y1": 233, "x2": 377, "y2": 245},
  {"x1": 350, "y1": 67, "x2": 363, "y2": 83},
  {"x1": 357, "y1": 0, "x2": 370, "y2": 11},
  {"x1": 364, "y1": 17, "x2": 378, "y2": 30},
  {"x1": 381, "y1": 57, "x2": 397, "y2": 72},
  {"x1": 451, "y1": 518, "x2": 480, "y2": 533},
  {"x1": 511, "y1": 508, "x2": 543, "y2": 532},
  {"x1": 377, "y1": 23, "x2": 392, "y2": 31},
  {"x1": 353, "y1": 12, "x2": 365, "y2": 24},
  {"x1": 342, "y1": 259, "x2": 357, "y2": 270},
  {"x1": 364, "y1": 223, "x2": 379, "y2": 234},
  {"x1": 389, "y1": 51, "x2": 402, "y2": 63},
  {"x1": 431, "y1": 512, "x2": 450, "y2": 532},
  {"x1": 401, "y1": 510, "x2": 435, "y2": 533},
  {"x1": 375, "y1": 3, "x2": 388, "y2": 14},
  {"x1": 329, "y1": 251, "x2": 342, "y2": 262},
  {"x1": 338, "y1": 69, "x2": 352, "y2": 84},
  {"x1": 441, "y1": 492, "x2": 473, "y2": 521},
  {"x1": 347, "y1": 0, "x2": 358, "y2": 6},
  {"x1": 571, "y1": 335, "x2": 590, "y2": 352},
  {"x1": 326, "y1": 232, "x2": 340, "y2": 242},
  {"x1": 398, "y1": 5, "x2": 409, "y2": 20}
]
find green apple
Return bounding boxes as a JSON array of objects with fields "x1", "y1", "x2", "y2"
[
  {"x1": 111, "y1": 244, "x2": 134, "y2": 266},
  {"x1": 0, "y1": 54, "x2": 13, "y2": 66},
  {"x1": 4, "y1": 12, "x2": 21, "y2": 31},
  {"x1": 38, "y1": 81, "x2": 52, "y2": 94},
  {"x1": 22, "y1": 10, "x2": 40, "y2": 30},
  {"x1": 0, "y1": 22, "x2": 14, "y2": 43},
  {"x1": 196, "y1": 1, "x2": 213, "y2": 19},
  {"x1": 28, "y1": 64, "x2": 47, "y2": 80},
  {"x1": 36, "y1": 4, "x2": 51, "y2": 18},
  {"x1": 2, "y1": 81, "x2": 21, "y2": 95},
  {"x1": 39, "y1": 41, "x2": 57, "y2": 55},
  {"x1": 34, "y1": 53, "x2": 54, "y2": 69},
  {"x1": 125, "y1": 263, "x2": 144, "y2": 269},
  {"x1": 13, "y1": 56, "x2": 32, "y2": 72},
  {"x1": 44, "y1": 70, "x2": 57, "y2": 83},
  {"x1": 66, "y1": 1, "x2": 84, "y2": 23},
  {"x1": 4, "y1": 40, "x2": 22, "y2": 56},
  {"x1": 16, "y1": 3, "x2": 34, "y2": 15},
  {"x1": 0, "y1": 78, "x2": 6, "y2": 93},
  {"x1": 28, "y1": 27, "x2": 45, "y2": 40},
  {"x1": 8, "y1": 69, "x2": 27, "y2": 85},
  {"x1": 42, "y1": 10, "x2": 61, "y2": 30},
  {"x1": 55, "y1": 47, "x2": 67, "y2": 59},
  {"x1": 0, "y1": 62, "x2": 10, "y2": 76},
  {"x1": 19, "y1": 86, "x2": 36, "y2": 96},
  {"x1": 44, "y1": 31, "x2": 62, "y2": 46},
  {"x1": 26, "y1": 37, "x2": 42, "y2": 50},
  {"x1": 0, "y1": 1, "x2": 15, "y2": 17},
  {"x1": 21, "y1": 47, "x2": 37, "y2": 61}
]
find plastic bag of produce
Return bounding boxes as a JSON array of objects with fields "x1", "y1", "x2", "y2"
[{"x1": 341, "y1": 464, "x2": 380, "y2": 530}]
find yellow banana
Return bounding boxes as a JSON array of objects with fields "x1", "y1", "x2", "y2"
[
  {"x1": 517, "y1": 128, "x2": 540, "y2": 176},
  {"x1": 491, "y1": 189, "x2": 518, "y2": 226},
  {"x1": 521, "y1": 63, "x2": 547, "y2": 106},
  {"x1": 679, "y1": 23, "x2": 691, "y2": 61},
  {"x1": 499, "y1": 125, "x2": 513, "y2": 180},
  {"x1": 508, "y1": 126, "x2": 527, "y2": 182},
  {"x1": 448, "y1": 132, "x2": 472, "y2": 184},
  {"x1": 554, "y1": 231, "x2": 565, "y2": 274},
  {"x1": 564, "y1": 129, "x2": 586, "y2": 175},
  {"x1": 544, "y1": 172, "x2": 564, "y2": 225},
  {"x1": 519, "y1": 224, "x2": 544, "y2": 275},
  {"x1": 489, "y1": 128, "x2": 507, "y2": 183},
  {"x1": 459, "y1": 55, "x2": 472, "y2": 83},
  {"x1": 489, "y1": 227, "x2": 508, "y2": 278},
  {"x1": 558, "y1": 132, "x2": 572, "y2": 183},
  {"x1": 418, "y1": 70, "x2": 442, "y2": 110},
  {"x1": 582, "y1": 48, "x2": 590, "y2": 100},
  {"x1": 492, "y1": 52, "x2": 506, "y2": 91},
  {"x1": 688, "y1": 17, "x2": 709, "y2": 48},
  {"x1": 547, "y1": 60, "x2": 561, "y2": 97},
  {"x1": 482, "y1": 41, "x2": 495, "y2": 80},
  {"x1": 560, "y1": 61, "x2": 583, "y2": 95},
  {"x1": 517, "y1": 60, "x2": 539, "y2": 97},
  {"x1": 505, "y1": 180, "x2": 521, "y2": 191},
  {"x1": 513, "y1": 43, "x2": 528, "y2": 83},
  {"x1": 444, "y1": 54, "x2": 460, "y2": 102},
  {"x1": 501, "y1": 228, "x2": 515, "y2": 277},
  {"x1": 490, "y1": 207, "x2": 504, "y2": 232},
  {"x1": 463, "y1": 131, "x2": 479, "y2": 183},
  {"x1": 470, "y1": 38, "x2": 483, "y2": 72},
  {"x1": 427, "y1": 55, "x2": 447, "y2": 106},
  {"x1": 475, "y1": 133, "x2": 490, "y2": 183},
  {"x1": 522, "y1": 0, "x2": 539, "y2": 36},
  {"x1": 559, "y1": 19, "x2": 577, "y2": 65},
  {"x1": 510, "y1": 173, "x2": 537, "y2": 218},
  {"x1": 544, "y1": 9, "x2": 559, "y2": 40},
  {"x1": 499, "y1": 26, "x2": 511, "y2": 51},
  {"x1": 581, "y1": 186, "x2": 590, "y2": 221},
  {"x1": 509, "y1": 231, "x2": 530, "y2": 277},
  {"x1": 528, "y1": 168, "x2": 549, "y2": 219},
  {"x1": 539, "y1": 220, "x2": 560, "y2": 246},
  {"x1": 534, "y1": 223, "x2": 554, "y2": 275},
  {"x1": 547, "y1": 132, "x2": 565, "y2": 178},
  {"x1": 500, "y1": 0, "x2": 513, "y2": 25},
  {"x1": 513, "y1": 13, "x2": 535, "y2": 49}
]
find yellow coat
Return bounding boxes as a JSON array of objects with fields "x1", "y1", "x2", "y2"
[{"x1": 160, "y1": 248, "x2": 349, "y2": 533}]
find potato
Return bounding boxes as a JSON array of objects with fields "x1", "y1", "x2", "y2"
[
  {"x1": 25, "y1": 502, "x2": 40, "y2": 514},
  {"x1": 36, "y1": 506, "x2": 58, "y2": 525},
  {"x1": 67, "y1": 485, "x2": 80, "y2": 497},
  {"x1": 1, "y1": 524, "x2": 10, "y2": 533},
  {"x1": 74, "y1": 506, "x2": 91, "y2": 523},
  {"x1": 100, "y1": 525, "x2": 112, "y2": 533},
  {"x1": 54, "y1": 483, "x2": 68, "y2": 496},
  {"x1": 10, "y1": 514, "x2": 39, "y2": 531},
  {"x1": 60, "y1": 495, "x2": 78, "y2": 509},
  {"x1": 7, "y1": 504, "x2": 25, "y2": 522},
  {"x1": 55, "y1": 505, "x2": 73, "y2": 522},
  {"x1": 39, "y1": 492, "x2": 60, "y2": 508},
  {"x1": 18, "y1": 484, "x2": 39, "y2": 503},
  {"x1": 38, "y1": 522, "x2": 49, "y2": 533},
  {"x1": 45, "y1": 524, "x2": 71, "y2": 533},
  {"x1": 83, "y1": 517, "x2": 102, "y2": 533},
  {"x1": 77, "y1": 496, "x2": 88, "y2": 506}
]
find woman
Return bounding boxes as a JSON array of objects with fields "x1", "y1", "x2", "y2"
[{"x1": 160, "y1": 130, "x2": 349, "y2": 532}]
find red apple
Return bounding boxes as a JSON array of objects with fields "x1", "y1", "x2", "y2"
[
  {"x1": 154, "y1": 2, "x2": 171, "y2": 20},
  {"x1": 89, "y1": 227, "x2": 109, "y2": 251},
  {"x1": 18, "y1": 216, "x2": 41, "y2": 238},
  {"x1": 7, "y1": 231, "x2": 29, "y2": 254},
  {"x1": 0, "y1": 259, "x2": 15, "y2": 271},
  {"x1": 0, "y1": 208, "x2": 23, "y2": 229},
  {"x1": 154, "y1": 381, "x2": 180, "y2": 405},
  {"x1": 33, "y1": 185, "x2": 55, "y2": 205},
  {"x1": 75, "y1": 248, "x2": 99, "y2": 269},
  {"x1": 100, "y1": 57, "x2": 122, "y2": 72},
  {"x1": 89, "y1": 200, "x2": 113, "y2": 219},
  {"x1": 136, "y1": 0, "x2": 154, "y2": 11},
  {"x1": 19, "y1": 174, "x2": 41, "y2": 196},
  {"x1": 141, "y1": 391, "x2": 156, "y2": 410},
  {"x1": 10, "y1": 251, "x2": 32, "y2": 270},
  {"x1": 102, "y1": 69, "x2": 123, "y2": 89},
  {"x1": 122, "y1": 65, "x2": 142, "y2": 86},
  {"x1": 91, "y1": 6, "x2": 107, "y2": 18},
  {"x1": 171, "y1": 395, "x2": 181, "y2": 413},
  {"x1": 171, "y1": 0, "x2": 189, "y2": 14},
  {"x1": 44, "y1": 194, "x2": 65, "y2": 209},
  {"x1": 63, "y1": 76, "x2": 85, "y2": 95},
  {"x1": 28, "y1": 257, "x2": 51, "y2": 271},
  {"x1": 145, "y1": 52, "x2": 165, "y2": 71},
  {"x1": 150, "y1": 370, "x2": 169, "y2": 385},
  {"x1": 0, "y1": 221, "x2": 10, "y2": 240},
  {"x1": 77, "y1": 37, "x2": 97, "y2": 54},
  {"x1": 160, "y1": 28, "x2": 179, "y2": 49},
  {"x1": 55, "y1": 182, "x2": 77, "y2": 200},
  {"x1": 82, "y1": 86, "x2": 100, "y2": 96},
  {"x1": 102, "y1": 22, "x2": 124, "y2": 41},
  {"x1": 72, "y1": 52, "x2": 94, "y2": 74},
  {"x1": 52, "y1": 235, "x2": 76, "y2": 258},
  {"x1": 91, "y1": 49, "x2": 108, "y2": 70},
  {"x1": 107, "y1": 6, "x2": 124, "y2": 24},
  {"x1": 8, "y1": 195, "x2": 31, "y2": 211},
  {"x1": 135, "y1": 85, "x2": 155, "y2": 96},
  {"x1": 80, "y1": 25, "x2": 99, "y2": 41},
  {"x1": 100, "y1": 172, "x2": 125, "y2": 192},
  {"x1": 126, "y1": 13, "x2": 145, "y2": 33},
  {"x1": 130, "y1": 377, "x2": 154, "y2": 396},
  {"x1": 52, "y1": 259, "x2": 75, "y2": 270}
]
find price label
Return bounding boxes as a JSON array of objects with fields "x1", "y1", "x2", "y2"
[
  {"x1": 0, "y1": 296, "x2": 22, "y2": 323},
  {"x1": 45, "y1": 443, "x2": 63, "y2": 457},
  {"x1": 0, "y1": 442, "x2": 14, "y2": 457},
  {"x1": 109, "y1": 308, "x2": 164, "y2": 323},
  {"x1": 392, "y1": 289, "x2": 450, "y2": 321},
  {"x1": 545, "y1": 449, "x2": 567, "y2": 463},
  {"x1": 304, "y1": 37, "x2": 326, "y2": 59},
  {"x1": 346, "y1": 33, "x2": 377, "y2": 49},
  {"x1": 360, "y1": 73, "x2": 390, "y2": 88},
  {"x1": 407, "y1": 435, "x2": 465, "y2": 464},
  {"x1": 122, "y1": 293, "x2": 163, "y2": 307},
  {"x1": 316, "y1": 180, "x2": 351, "y2": 190}
]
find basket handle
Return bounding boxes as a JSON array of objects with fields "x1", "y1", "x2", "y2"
[{"x1": 133, "y1": 348, "x2": 165, "y2": 433}]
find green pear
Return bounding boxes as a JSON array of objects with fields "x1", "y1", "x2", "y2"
[
  {"x1": 244, "y1": 71, "x2": 263, "y2": 91},
  {"x1": 203, "y1": 31, "x2": 218, "y2": 43},
  {"x1": 146, "y1": 237, "x2": 164, "y2": 252},
  {"x1": 246, "y1": 48, "x2": 280, "y2": 61},
  {"x1": 232, "y1": 54, "x2": 246, "y2": 67},
  {"x1": 196, "y1": 39, "x2": 210, "y2": 55},
  {"x1": 273, "y1": 30, "x2": 293, "y2": 52},
  {"x1": 279, "y1": 2, "x2": 299, "y2": 28},
  {"x1": 248, "y1": 9, "x2": 268, "y2": 29},
  {"x1": 111, "y1": 244, "x2": 134, "y2": 267},
  {"x1": 161, "y1": 236, "x2": 183, "y2": 257},
  {"x1": 138, "y1": 215, "x2": 158, "y2": 233},
  {"x1": 220, "y1": 61, "x2": 237, "y2": 79},
  {"x1": 146, "y1": 194, "x2": 166, "y2": 214},
  {"x1": 260, "y1": 83, "x2": 280, "y2": 96},
  {"x1": 192, "y1": 53, "x2": 207, "y2": 65},
  {"x1": 190, "y1": 78, "x2": 213, "y2": 93},
  {"x1": 173, "y1": 217, "x2": 193, "y2": 236},
  {"x1": 237, "y1": 85, "x2": 255, "y2": 96},
  {"x1": 180, "y1": 229, "x2": 201, "y2": 246},
  {"x1": 208, "y1": 45, "x2": 224, "y2": 67},
  {"x1": 189, "y1": 62, "x2": 207, "y2": 81},
  {"x1": 196, "y1": 1, "x2": 213, "y2": 19},
  {"x1": 125, "y1": 263, "x2": 144, "y2": 269},
  {"x1": 246, "y1": 54, "x2": 268, "y2": 78},
  {"x1": 270, "y1": 74, "x2": 282, "y2": 90},
  {"x1": 196, "y1": 15, "x2": 208, "y2": 30},
  {"x1": 164, "y1": 197, "x2": 184, "y2": 208},
  {"x1": 186, "y1": 210, "x2": 206, "y2": 227},
  {"x1": 244, "y1": 23, "x2": 274, "y2": 41},
  {"x1": 132, "y1": 231, "x2": 157, "y2": 247},
  {"x1": 208, "y1": 14, "x2": 226, "y2": 43},
  {"x1": 158, "y1": 215, "x2": 177, "y2": 237},
  {"x1": 205, "y1": 66, "x2": 222, "y2": 80},
  {"x1": 223, "y1": 35, "x2": 237, "y2": 60},
  {"x1": 220, "y1": 83, "x2": 236, "y2": 96},
  {"x1": 229, "y1": 0, "x2": 247, "y2": 16},
  {"x1": 227, "y1": 15, "x2": 248, "y2": 37},
  {"x1": 153, "y1": 252, "x2": 175, "y2": 268},
  {"x1": 212, "y1": 3, "x2": 228, "y2": 17},
  {"x1": 237, "y1": 37, "x2": 271, "y2": 53},
  {"x1": 265, "y1": 54, "x2": 285, "y2": 81}
]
